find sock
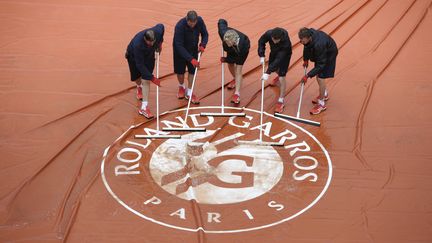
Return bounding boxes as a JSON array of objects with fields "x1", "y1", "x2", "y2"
[
  {"x1": 324, "y1": 90, "x2": 328, "y2": 97},
  {"x1": 278, "y1": 97, "x2": 284, "y2": 103},
  {"x1": 318, "y1": 99, "x2": 325, "y2": 106},
  {"x1": 179, "y1": 83, "x2": 186, "y2": 89},
  {"x1": 235, "y1": 91, "x2": 240, "y2": 96},
  {"x1": 187, "y1": 89, "x2": 192, "y2": 96},
  {"x1": 141, "y1": 101, "x2": 148, "y2": 110}
]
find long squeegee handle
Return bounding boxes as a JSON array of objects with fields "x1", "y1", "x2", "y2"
[
  {"x1": 156, "y1": 52, "x2": 160, "y2": 132},
  {"x1": 296, "y1": 67, "x2": 307, "y2": 118},
  {"x1": 259, "y1": 61, "x2": 265, "y2": 142},
  {"x1": 183, "y1": 52, "x2": 202, "y2": 126},
  {"x1": 221, "y1": 46, "x2": 225, "y2": 113}
]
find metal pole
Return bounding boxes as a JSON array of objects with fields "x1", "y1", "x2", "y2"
[
  {"x1": 221, "y1": 47, "x2": 225, "y2": 114},
  {"x1": 259, "y1": 62, "x2": 265, "y2": 142},
  {"x1": 183, "y1": 52, "x2": 201, "y2": 127},
  {"x1": 156, "y1": 52, "x2": 160, "y2": 132},
  {"x1": 296, "y1": 67, "x2": 307, "y2": 118}
]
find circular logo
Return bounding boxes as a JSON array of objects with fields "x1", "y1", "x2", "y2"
[{"x1": 101, "y1": 106, "x2": 332, "y2": 233}]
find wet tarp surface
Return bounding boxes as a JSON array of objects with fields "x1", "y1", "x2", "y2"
[{"x1": 1, "y1": 0, "x2": 432, "y2": 242}]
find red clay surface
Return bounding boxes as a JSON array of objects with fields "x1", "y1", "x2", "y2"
[{"x1": 1, "y1": 0, "x2": 432, "y2": 242}]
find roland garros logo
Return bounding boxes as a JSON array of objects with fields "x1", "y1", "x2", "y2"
[{"x1": 101, "y1": 106, "x2": 332, "y2": 233}]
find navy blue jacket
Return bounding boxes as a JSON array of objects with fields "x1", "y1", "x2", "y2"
[
  {"x1": 258, "y1": 28, "x2": 292, "y2": 73},
  {"x1": 217, "y1": 19, "x2": 250, "y2": 62},
  {"x1": 126, "y1": 24, "x2": 164, "y2": 80},
  {"x1": 303, "y1": 29, "x2": 338, "y2": 78},
  {"x1": 173, "y1": 16, "x2": 209, "y2": 62}
]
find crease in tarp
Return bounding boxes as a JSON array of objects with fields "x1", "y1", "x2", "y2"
[
  {"x1": 360, "y1": 206, "x2": 375, "y2": 242},
  {"x1": 57, "y1": 124, "x2": 145, "y2": 240},
  {"x1": 381, "y1": 164, "x2": 395, "y2": 189},
  {"x1": 29, "y1": 71, "x2": 176, "y2": 132},
  {"x1": 189, "y1": 199, "x2": 206, "y2": 242},
  {"x1": 0, "y1": 107, "x2": 112, "y2": 223},
  {"x1": 370, "y1": 0, "x2": 417, "y2": 52},
  {"x1": 326, "y1": 0, "x2": 372, "y2": 33},
  {"x1": 53, "y1": 149, "x2": 89, "y2": 239},
  {"x1": 324, "y1": 0, "x2": 389, "y2": 81},
  {"x1": 353, "y1": 0, "x2": 419, "y2": 150},
  {"x1": 358, "y1": 194, "x2": 387, "y2": 241}
]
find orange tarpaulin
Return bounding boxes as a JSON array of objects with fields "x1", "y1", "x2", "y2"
[{"x1": 1, "y1": 0, "x2": 432, "y2": 242}]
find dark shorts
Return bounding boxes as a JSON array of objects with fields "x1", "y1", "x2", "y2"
[
  {"x1": 173, "y1": 51, "x2": 198, "y2": 75},
  {"x1": 126, "y1": 53, "x2": 155, "y2": 81},
  {"x1": 269, "y1": 53, "x2": 291, "y2": 77},
  {"x1": 226, "y1": 50, "x2": 249, "y2": 65},
  {"x1": 318, "y1": 51, "x2": 338, "y2": 79}
]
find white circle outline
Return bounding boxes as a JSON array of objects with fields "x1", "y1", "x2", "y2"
[{"x1": 100, "y1": 106, "x2": 333, "y2": 233}]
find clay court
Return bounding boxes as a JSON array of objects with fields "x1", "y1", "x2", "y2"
[{"x1": 1, "y1": 0, "x2": 432, "y2": 242}]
